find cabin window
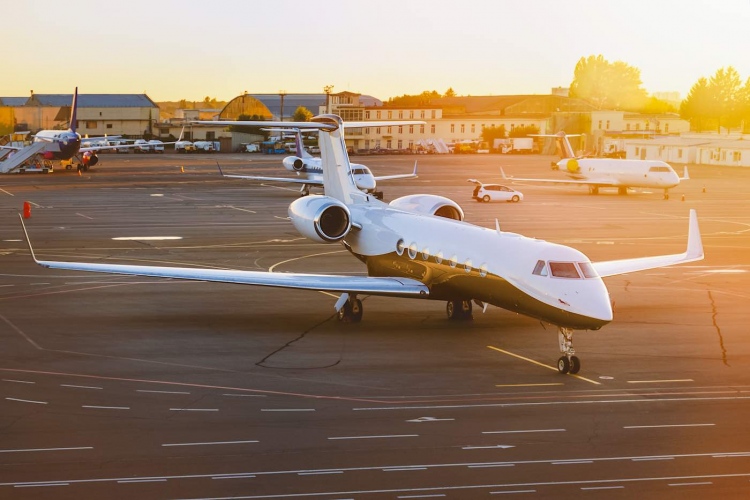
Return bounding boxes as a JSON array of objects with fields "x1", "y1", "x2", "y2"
[
  {"x1": 449, "y1": 255, "x2": 458, "y2": 268},
  {"x1": 532, "y1": 260, "x2": 548, "y2": 276},
  {"x1": 648, "y1": 166, "x2": 671, "y2": 173},
  {"x1": 435, "y1": 252, "x2": 443, "y2": 264},
  {"x1": 407, "y1": 243, "x2": 417, "y2": 259},
  {"x1": 549, "y1": 262, "x2": 581, "y2": 279},
  {"x1": 464, "y1": 260, "x2": 472, "y2": 273},
  {"x1": 396, "y1": 239, "x2": 405, "y2": 256},
  {"x1": 577, "y1": 262, "x2": 598, "y2": 279},
  {"x1": 479, "y1": 264, "x2": 488, "y2": 277},
  {"x1": 421, "y1": 248, "x2": 430, "y2": 260}
]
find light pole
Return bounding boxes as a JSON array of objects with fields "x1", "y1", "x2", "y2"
[
  {"x1": 323, "y1": 85, "x2": 334, "y2": 114},
  {"x1": 279, "y1": 90, "x2": 286, "y2": 121}
]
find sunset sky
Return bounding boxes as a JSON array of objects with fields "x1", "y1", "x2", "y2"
[{"x1": 3, "y1": 0, "x2": 749, "y2": 102}]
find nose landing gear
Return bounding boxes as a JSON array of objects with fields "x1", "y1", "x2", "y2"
[{"x1": 557, "y1": 327, "x2": 581, "y2": 374}]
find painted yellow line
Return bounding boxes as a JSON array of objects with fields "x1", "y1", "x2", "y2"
[
  {"x1": 487, "y1": 346, "x2": 601, "y2": 385},
  {"x1": 494, "y1": 383, "x2": 564, "y2": 388},
  {"x1": 627, "y1": 379, "x2": 694, "y2": 384}
]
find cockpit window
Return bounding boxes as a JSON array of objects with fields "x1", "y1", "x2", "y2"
[
  {"x1": 549, "y1": 262, "x2": 581, "y2": 279},
  {"x1": 648, "y1": 166, "x2": 672, "y2": 173},
  {"x1": 532, "y1": 260, "x2": 548, "y2": 276},
  {"x1": 577, "y1": 261, "x2": 598, "y2": 279},
  {"x1": 352, "y1": 168, "x2": 368, "y2": 175}
]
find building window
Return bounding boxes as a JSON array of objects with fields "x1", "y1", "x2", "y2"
[
  {"x1": 106, "y1": 123, "x2": 113, "y2": 129},
  {"x1": 207, "y1": 131, "x2": 215, "y2": 140},
  {"x1": 408, "y1": 140, "x2": 413, "y2": 150},
  {"x1": 626, "y1": 123, "x2": 631, "y2": 131},
  {"x1": 665, "y1": 123, "x2": 669, "y2": 133},
  {"x1": 387, "y1": 126, "x2": 392, "y2": 134},
  {"x1": 365, "y1": 111, "x2": 370, "y2": 120},
  {"x1": 450, "y1": 124, "x2": 455, "y2": 133},
  {"x1": 397, "y1": 140, "x2": 403, "y2": 149},
  {"x1": 677, "y1": 149, "x2": 682, "y2": 159},
  {"x1": 376, "y1": 127, "x2": 381, "y2": 134},
  {"x1": 386, "y1": 140, "x2": 392, "y2": 149},
  {"x1": 636, "y1": 123, "x2": 641, "y2": 131},
  {"x1": 431, "y1": 110, "x2": 436, "y2": 119},
  {"x1": 471, "y1": 124, "x2": 475, "y2": 133},
  {"x1": 606, "y1": 120, "x2": 610, "y2": 130},
  {"x1": 388, "y1": 111, "x2": 392, "y2": 119},
  {"x1": 420, "y1": 125, "x2": 424, "y2": 134},
  {"x1": 598, "y1": 120, "x2": 602, "y2": 130},
  {"x1": 86, "y1": 121, "x2": 97, "y2": 129},
  {"x1": 409, "y1": 110, "x2": 414, "y2": 119},
  {"x1": 376, "y1": 111, "x2": 381, "y2": 119},
  {"x1": 460, "y1": 124, "x2": 465, "y2": 133},
  {"x1": 420, "y1": 110, "x2": 425, "y2": 119},
  {"x1": 409, "y1": 125, "x2": 414, "y2": 134},
  {"x1": 397, "y1": 126, "x2": 401, "y2": 134},
  {"x1": 733, "y1": 151, "x2": 742, "y2": 162},
  {"x1": 430, "y1": 124, "x2": 435, "y2": 134},
  {"x1": 645, "y1": 122, "x2": 650, "y2": 130},
  {"x1": 398, "y1": 110, "x2": 403, "y2": 119},
  {"x1": 365, "y1": 140, "x2": 370, "y2": 149}
]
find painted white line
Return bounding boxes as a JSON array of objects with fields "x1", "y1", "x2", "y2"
[
  {"x1": 82, "y1": 406, "x2": 130, "y2": 410},
  {"x1": 261, "y1": 408, "x2": 315, "y2": 412},
  {"x1": 162, "y1": 440, "x2": 258, "y2": 447},
  {"x1": 212, "y1": 474, "x2": 257, "y2": 480},
  {"x1": 384, "y1": 468, "x2": 428, "y2": 472},
  {"x1": 407, "y1": 417, "x2": 455, "y2": 423},
  {"x1": 0, "y1": 187, "x2": 14, "y2": 196},
  {"x1": 713, "y1": 453, "x2": 750, "y2": 458},
  {"x1": 150, "y1": 194, "x2": 164, "y2": 197},
  {"x1": 581, "y1": 486, "x2": 624, "y2": 490},
  {"x1": 483, "y1": 429, "x2": 565, "y2": 434},
  {"x1": 0, "y1": 446, "x2": 93, "y2": 454},
  {"x1": 625, "y1": 423, "x2": 714, "y2": 429},
  {"x1": 2, "y1": 379, "x2": 35, "y2": 384},
  {"x1": 222, "y1": 393, "x2": 267, "y2": 397},
  {"x1": 117, "y1": 479, "x2": 167, "y2": 484},
  {"x1": 75, "y1": 213, "x2": 93, "y2": 220},
  {"x1": 137, "y1": 389, "x2": 191, "y2": 394},
  {"x1": 329, "y1": 434, "x2": 418, "y2": 440},
  {"x1": 2, "y1": 239, "x2": 21, "y2": 242},
  {"x1": 668, "y1": 482, "x2": 712, "y2": 487},
  {"x1": 226, "y1": 206, "x2": 257, "y2": 214},
  {"x1": 298, "y1": 471, "x2": 343, "y2": 476},
  {"x1": 15, "y1": 483, "x2": 69, "y2": 488},
  {"x1": 169, "y1": 408, "x2": 218, "y2": 412},
  {"x1": 632, "y1": 457, "x2": 674, "y2": 462},
  {"x1": 552, "y1": 461, "x2": 593, "y2": 465},
  {"x1": 398, "y1": 495, "x2": 446, "y2": 499},
  {"x1": 627, "y1": 379, "x2": 694, "y2": 384},
  {"x1": 490, "y1": 490, "x2": 536, "y2": 495},
  {"x1": 468, "y1": 464, "x2": 515, "y2": 468},
  {"x1": 6, "y1": 397, "x2": 47, "y2": 405},
  {"x1": 112, "y1": 236, "x2": 183, "y2": 241},
  {"x1": 61, "y1": 384, "x2": 102, "y2": 390},
  {"x1": 463, "y1": 445, "x2": 515, "y2": 450}
]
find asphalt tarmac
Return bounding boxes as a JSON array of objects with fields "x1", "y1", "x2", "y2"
[{"x1": 0, "y1": 151, "x2": 749, "y2": 499}]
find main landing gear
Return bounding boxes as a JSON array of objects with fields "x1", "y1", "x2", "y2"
[
  {"x1": 446, "y1": 300, "x2": 473, "y2": 320},
  {"x1": 337, "y1": 295, "x2": 363, "y2": 322},
  {"x1": 299, "y1": 184, "x2": 311, "y2": 197},
  {"x1": 663, "y1": 189, "x2": 670, "y2": 200},
  {"x1": 557, "y1": 327, "x2": 581, "y2": 374}
]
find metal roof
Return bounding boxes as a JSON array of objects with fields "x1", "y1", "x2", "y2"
[
  {"x1": 250, "y1": 94, "x2": 382, "y2": 118},
  {"x1": 0, "y1": 97, "x2": 28, "y2": 106},
  {"x1": 26, "y1": 94, "x2": 159, "y2": 108}
]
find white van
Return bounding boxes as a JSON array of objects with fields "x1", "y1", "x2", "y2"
[
  {"x1": 148, "y1": 140, "x2": 165, "y2": 153},
  {"x1": 193, "y1": 141, "x2": 215, "y2": 152}
]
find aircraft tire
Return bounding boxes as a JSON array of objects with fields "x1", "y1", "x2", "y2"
[
  {"x1": 557, "y1": 356, "x2": 570, "y2": 374},
  {"x1": 569, "y1": 356, "x2": 581, "y2": 374}
]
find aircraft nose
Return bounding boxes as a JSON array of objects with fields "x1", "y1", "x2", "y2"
[
  {"x1": 585, "y1": 284, "x2": 613, "y2": 323},
  {"x1": 356, "y1": 177, "x2": 376, "y2": 191}
]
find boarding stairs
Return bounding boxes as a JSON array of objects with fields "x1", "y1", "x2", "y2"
[{"x1": 0, "y1": 141, "x2": 47, "y2": 173}]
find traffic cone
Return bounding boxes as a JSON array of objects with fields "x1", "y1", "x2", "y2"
[
  {"x1": 180, "y1": 166, "x2": 184, "y2": 173},
  {"x1": 23, "y1": 201, "x2": 31, "y2": 219},
  {"x1": 681, "y1": 195, "x2": 685, "y2": 201},
  {"x1": 78, "y1": 169, "x2": 82, "y2": 177}
]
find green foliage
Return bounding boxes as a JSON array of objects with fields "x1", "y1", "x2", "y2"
[
  {"x1": 569, "y1": 55, "x2": 647, "y2": 110},
  {"x1": 481, "y1": 124, "x2": 507, "y2": 143},
  {"x1": 444, "y1": 87, "x2": 456, "y2": 98},
  {"x1": 387, "y1": 90, "x2": 441, "y2": 107},
  {"x1": 508, "y1": 124, "x2": 540, "y2": 138},
  {"x1": 292, "y1": 106, "x2": 313, "y2": 122},
  {"x1": 681, "y1": 67, "x2": 750, "y2": 132}
]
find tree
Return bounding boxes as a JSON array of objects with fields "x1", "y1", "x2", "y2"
[
  {"x1": 443, "y1": 87, "x2": 456, "y2": 98},
  {"x1": 739, "y1": 77, "x2": 750, "y2": 133},
  {"x1": 387, "y1": 90, "x2": 441, "y2": 107},
  {"x1": 569, "y1": 55, "x2": 648, "y2": 110},
  {"x1": 680, "y1": 77, "x2": 715, "y2": 131},
  {"x1": 641, "y1": 96, "x2": 676, "y2": 114},
  {"x1": 508, "y1": 124, "x2": 540, "y2": 138},
  {"x1": 292, "y1": 106, "x2": 313, "y2": 122},
  {"x1": 709, "y1": 66, "x2": 743, "y2": 132},
  {"x1": 481, "y1": 124, "x2": 507, "y2": 145}
]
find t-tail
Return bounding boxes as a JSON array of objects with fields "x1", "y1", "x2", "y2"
[
  {"x1": 69, "y1": 87, "x2": 78, "y2": 134},
  {"x1": 313, "y1": 114, "x2": 365, "y2": 205},
  {"x1": 531, "y1": 131, "x2": 577, "y2": 159}
]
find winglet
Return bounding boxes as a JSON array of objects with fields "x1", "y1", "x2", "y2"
[
  {"x1": 500, "y1": 167, "x2": 509, "y2": 180},
  {"x1": 412, "y1": 160, "x2": 418, "y2": 177},
  {"x1": 18, "y1": 213, "x2": 39, "y2": 264},
  {"x1": 495, "y1": 218, "x2": 502, "y2": 234},
  {"x1": 686, "y1": 209, "x2": 703, "y2": 261}
]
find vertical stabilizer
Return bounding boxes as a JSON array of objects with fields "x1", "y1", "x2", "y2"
[
  {"x1": 313, "y1": 115, "x2": 362, "y2": 204},
  {"x1": 295, "y1": 128, "x2": 314, "y2": 160},
  {"x1": 70, "y1": 87, "x2": 78, "y2": 133},
  {"x1": 555, "y1": 131, "x2": 575, "y2": 159}
]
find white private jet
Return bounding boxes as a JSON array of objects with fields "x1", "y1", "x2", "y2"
[
  {"x1": 502, "y1": 131, "x2": 689, "y2": 199},
  {"x1": 19, "y1": 114, "x2": 704, "y2": 375},
  {"x1": 215, "y1": 126, "x2": 418, "y2": 199}
]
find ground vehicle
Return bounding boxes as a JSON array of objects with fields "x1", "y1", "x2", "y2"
[
  {"x1": 148, "y1": 140, "x2": 165, "y2": 153},
  {"x1": 495, "y1": 137, "x2": 535, "y2": 154},
  {"x1": 239, "y1": 143, "x2": 259, "y2": 153},
  {"x1": 193, "y1": 141, "x2": 216, "y2": 152},
  {"x1": 175, "y1": 140, "x2": 196, "y2": 153},
  {"x1": 134, "y1": 139, "x2": 150, "y2": 153},
  {"x1": 469, "y1": 179, "x2": 523, "y2": 202}
]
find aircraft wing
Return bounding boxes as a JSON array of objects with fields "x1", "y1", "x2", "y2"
[
  {"x1": 216, "y1": 164, "x2": 322, "y2": 185},
  {"x1": 373, "y1": 161, "x2": 418, "y2": 181},
  {"x1": 500, "y1": 168, "x2": 616, "y2": 186},
  {"x1": 592, "y1": 210, "x2": 704, "y2": 278}
]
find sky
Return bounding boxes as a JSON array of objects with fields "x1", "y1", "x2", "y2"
[{"x1": 2, "y1": 0, "x2": 750, "y2": 103}]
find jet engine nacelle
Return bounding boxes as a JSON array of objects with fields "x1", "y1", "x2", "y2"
[
  {"x1": 282, "y1": 157, "x2": 306, "y2": 171},
  {"x1": 389, "y1": 194, "x2": 464, "y2": 221},
  {"x1": 288, "y1": 195, "x2": 352, "y2": 243}
]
